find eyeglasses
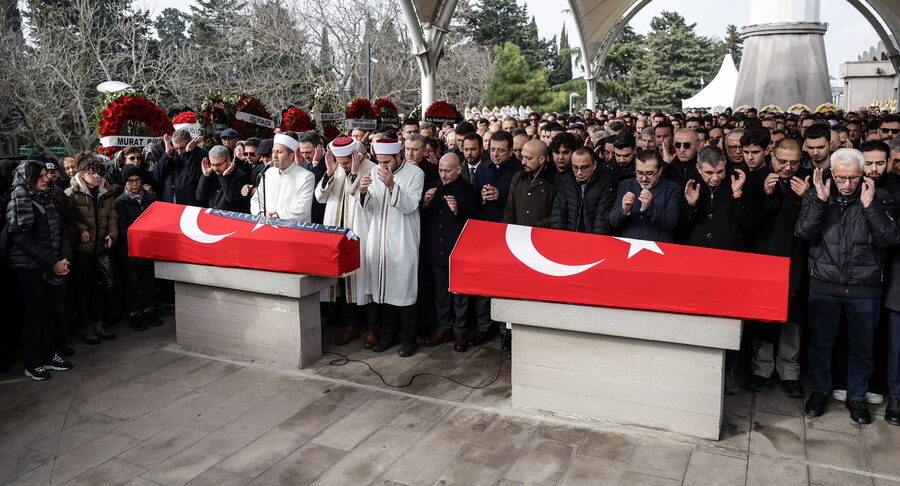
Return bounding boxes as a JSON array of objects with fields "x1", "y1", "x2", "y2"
[
  {"x1": 673, "y1": 142, "x2": 693, "y2": 150},
  {"x1": 636, "y1": 170, "x2": 658, "y2": 177},
  {"x1": 572, "y1": 165, "x2": 593, "y2": 173},
  {"x1": 833, "y1": 175, "x2": 861, "y2": 183},
  {"x1": 880, "y1": 128, "x2": 900, "y2": 135},
  {"x1": 245, "y1": 152, "x2": 257, "y2": 157},
  {"x1": 708, "y1": 137, "x2": 722, "y2": 144},
  {"x1": 490, "y1": 148, "x2": 509, "y2": 154}
]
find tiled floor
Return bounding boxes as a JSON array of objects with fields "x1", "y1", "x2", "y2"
[{"x1": 1, "y1": 317, "x2": 899, "y2": 486}]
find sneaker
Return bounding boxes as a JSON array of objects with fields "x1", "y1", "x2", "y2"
[
  {"x1": 45, "y1": 354, "x2": 73, "y2": 371},
  {"x1": 25, "y1": 366, "x2": 52, "y2": 381},
  {"x1": 865, "y1": 392, "x2": 884, "y2": 405},
  {"x1": 831, "y1": 389, "x2": 847, "y2": 402}
]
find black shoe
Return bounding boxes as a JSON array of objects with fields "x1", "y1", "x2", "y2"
[
  {"x1": 142, "y1": 312, "x2": 164, "y2": 327},
  {"x1": 846, "y1": 400, "x2": 872, "y2": 424},
  {"x1": 805, "y1": 391, "x2": 829, "y2": 417},
  {"x1": 886, "y1": 398, "x2": 900, "y2": 426},
  {"x1": 745, "y1": 375, "x2": 770, "y2": 392},
  {"x1": 59, "y1": 346, "x2": 76, "y2": 358},
  {"x1": 25, "y1": 366, "x2": 52, "y2": 381},
  {"x1": 129, "y1": 316, "x2": 149, "y2": 332},
  {"x1": 93, "y1": 322, "x2": 116, "y2": 340},
  {"x1": 398, "y1": 345, "x2": 416, "y2": 358},
  {"x1": 780, "y1": 379, "x2": 804, "y2": 399},
  {"x1": 44, "y1": 354, "x2": 73, "y2": 371},
  {"x1": 470, "y1": 327, "x2": 498, "y2": 347},
  {"x1": 371, "y1": 340, "x2": 397, "y2": 353}
]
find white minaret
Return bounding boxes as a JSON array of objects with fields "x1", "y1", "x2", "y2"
[{"x1": 733, "y1": 0, "x2": 831, "y2": 109}]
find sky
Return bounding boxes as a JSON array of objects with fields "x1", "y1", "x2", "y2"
[{"x1": 145, "y1": 0, "x2": 882, "y2": 78}]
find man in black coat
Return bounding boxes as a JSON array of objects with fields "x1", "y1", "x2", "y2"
[
  {"x1": 608, "y1": 149, "x2": 680, "y2": 242},
  {"x1": 151, "y1": 129, "x2": 205, "y2": 206},
  {"x1": 550, "y1": 147, "x2": 616, "y2": 235},
  {"x1": 502, "y1": 140, "x2": 558, "y2": 228},
  {"x1": 796, "y1": 148, "x2": 900, "y2": 424},
  {"x1": 680, "y1": 146, "x2": 756, "y2": 251},
  {"x1": 745, "y1": 138, "x2": 810, "y2": 398},
  {"x1": 196, "y1": 145, "x2": 250, "y2": 212},
  {"x1": 663, "y1": 128, "x2": 699, "y2": 188},
  {"x1": 601, "y1": 133, "x2": 637, "y2": 185},
  {"x1": 420, "y1": 153, "x2": 479, "y2": 353}
]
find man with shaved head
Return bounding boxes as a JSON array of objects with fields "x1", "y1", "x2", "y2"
[
  {"x1": 502, "y1": 139, "x2": 558, "y2": 228},
  {"x1": 663, "y1": 128, "x2": 700, "y2": 187},
  {"x1": 421, "y1": 152, "x2": 479, "y2": 352}
]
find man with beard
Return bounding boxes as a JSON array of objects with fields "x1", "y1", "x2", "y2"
[
  {"x1": 360, "y1": 135, "x2": 424, "y2": 357},
  {"x1": 601, "y1": 133, "x2": 637, "y2": 184},
  {"x1": 459, "y1": 133, "x2": 483, "y2": 183},
  {"x1": 804, "y1": 124, "x2": 832, "y2": 170},
  {"x1": 317, "y1": 137, "x2": 378, "y2": 348},
  {"x1": 609, "y1": 149, "x2": 680, "y2": 242},
  {"x1": 745, "y1": 139, "x2": 810, "y2": 398},
  {"x1": 502, "y1": 140, "x2": 558, "y2": 228}
]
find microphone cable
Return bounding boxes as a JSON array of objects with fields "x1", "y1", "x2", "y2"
[{"x1": 322, "y1": 345, "x2": 506, "y2": 390}]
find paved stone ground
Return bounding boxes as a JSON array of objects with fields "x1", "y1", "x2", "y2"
[{"x1": 1, "y1": 316, "x2": 899, "y2": 486}]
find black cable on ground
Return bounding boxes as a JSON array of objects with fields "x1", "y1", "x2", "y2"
[{"x1": 323, "y1": 346, "x2": 506, "y2": 389}]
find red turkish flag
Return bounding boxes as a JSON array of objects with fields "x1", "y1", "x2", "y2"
[
  {"x1": 128, "y1": 202, "x2": 359, "y2": 277},
  {"x1": 449, "y1": 220, "x2": 789, "y2": 322}
]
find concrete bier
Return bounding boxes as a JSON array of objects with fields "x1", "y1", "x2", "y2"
[
  {"x1": 156, "y1": 262, "x2": 334, "y2": 368},
  {"x1": 450, "y1": 221, "x2": 789, "y2": 440}
]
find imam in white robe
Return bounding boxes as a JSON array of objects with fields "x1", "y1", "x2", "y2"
[{"x1": 250, "y1": 163, "x2": 315, "y2": 221}]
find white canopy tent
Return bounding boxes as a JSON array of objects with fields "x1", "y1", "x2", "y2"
[{"x1": 681, "y1": 54, "x2": 739, "y2": 109}]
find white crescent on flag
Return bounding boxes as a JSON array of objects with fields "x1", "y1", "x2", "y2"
[
  {"x1": 504, "y1": 225, "x2": 604, "y2": 277},
  {"x1": 179, "y1": 206, "x2": 236, "y2": 244}
]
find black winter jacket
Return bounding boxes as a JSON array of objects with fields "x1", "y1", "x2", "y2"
[
  {"x1": 196, "y1": 168, "x2": 251, "y2": 212},
  {"x1": 5, "y1": 165, "x2": 72, "y2": 276},
  {"x1": 680, "y1": 178, "x2": 757, "y2": 251},
  {"x1": 550, "y1": 170, "x2": 616, "y2": 234},
  {"x1": 116, "y1": 191, "x2": 158, "y2": 266},
  {"x1": 795, "y1": 184, "x2": 900, "y2": 298}
]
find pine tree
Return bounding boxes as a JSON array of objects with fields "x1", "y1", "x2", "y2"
[
  {"x1": 485, "y1": 42, "x2": 549, "y2": 106},
  {"x1": 723, "y1": 24, "x2": 743, "y2": 66},
  {"x1": 155, "y1": 8, "x2": 186, "y2": 49},
  {"x1": 549, "y1": 25, "x2": 572, "y2": 86},
  {"x1": 187, "y1": 0, "x2": 246, "y2": 48},
  {"x1": 462, "y1": 0, "x2": 529, "y2": 50},
  {"x1": 624, "y1": 11, "x2": 720, "y2": 111}
]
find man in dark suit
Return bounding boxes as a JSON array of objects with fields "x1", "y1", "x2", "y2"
[{"x1": 459, "y1": 132, "x2": 483, "y2": 183}]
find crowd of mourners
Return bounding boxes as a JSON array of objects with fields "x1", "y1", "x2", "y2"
[{"x1": 3, "y1": 105, "x2": 900, "y2": 427}]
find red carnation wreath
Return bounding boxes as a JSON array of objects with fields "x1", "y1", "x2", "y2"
[
  {"x1": 198, "y1": 93, "x2": 236, "y2": 136},
  {"x1": 373, "y1": 97, "x2": 398, "y2": 124},
  {"x1": 232, "y1": 94, "x2": 274, "y2": 139},
  {"x1": 95, "y1": 92, "x2": 173, "y2": 156},
  {"x1": 280, "y1": 106, "x2": 314, "y2": 132},
  {"x1": 172, "y1": 111, "x2": 198, "y2": 124},
  {"x1": 424, "y1": 100, "x2": 461, "y2": 124},
  {"x1": 345, "y1": 98, "x2": 379, "y2": 131}
]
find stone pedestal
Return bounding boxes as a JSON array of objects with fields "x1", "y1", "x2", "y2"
[
  {"x1": 155, "y1": 262, "x2": 336, "y2": 369},
  {"x1": 493, "y1": 298, "x2": 743, "y2": 440}
]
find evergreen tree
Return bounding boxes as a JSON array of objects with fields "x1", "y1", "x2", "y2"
[
  {"x1": 485, "y1": 42, "x2": 548, "y2": 107},
  {"x1": 723, "y1": 24, "x2": 743, "y2": 66},
  {"x1": 155, "y1": 8, "x2": 187, "y2": 49},
  {"x1": 597, "y1": 24, "x2": 643, "y2": 107},
  {"x1": 462, "y1": 0, "x2": 528, "y2": 50},
  {"x1": 518, "y1": 16, "x2": 552, "y2": 70},
  {"x1": 548, "y1": 25, "x2": 572, "y2": 86},
  {"x1": 187, "y1": 0, "x2": 246, "y2": 47},
  {"x1": 316, "y1": 27, "x2": 334, "y2": 81},
  {"x1": 624, "y1": 11, "x2": 719, "y2": 111}
]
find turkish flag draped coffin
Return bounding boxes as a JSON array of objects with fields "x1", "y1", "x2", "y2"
[
  {"x1": 450, "y1": 220, "x2": 789, "y2": 322},
  {"x1": 128, "y1": 202, "x2": 359, "y2": 277}
]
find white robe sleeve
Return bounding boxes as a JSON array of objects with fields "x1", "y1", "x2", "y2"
[
  {"x1": 250, "y1": 175, "x2": 263, "y2": 215},
  {"x1": 389, "y1": 170, "x2": 424, "y2": 215},
  {"x1": 285, "y1": 170, "x2": 315, "y2": 222}
]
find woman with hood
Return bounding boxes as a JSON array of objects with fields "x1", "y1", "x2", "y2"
[
  {"x1": 66, "y1": 152, "x2": 118, "y2": 344},
  {"x1": 5, "y1": 160, "x2": 73, "y2": 380}
]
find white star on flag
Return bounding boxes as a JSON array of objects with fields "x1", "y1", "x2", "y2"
[{"x1": 613, "y1": 237, "x2": 665, "y2": 259}]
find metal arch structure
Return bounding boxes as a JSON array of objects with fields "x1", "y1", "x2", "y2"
[
  {"x1": 398, "y1": 0, "x2": 460, "y2": 113},
  {"x1": 566, "y1": 0, "x2": 900, "y2": 110},
  {"x1": 400, "y1": 0, "x2": 900, "y2": 112}
]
